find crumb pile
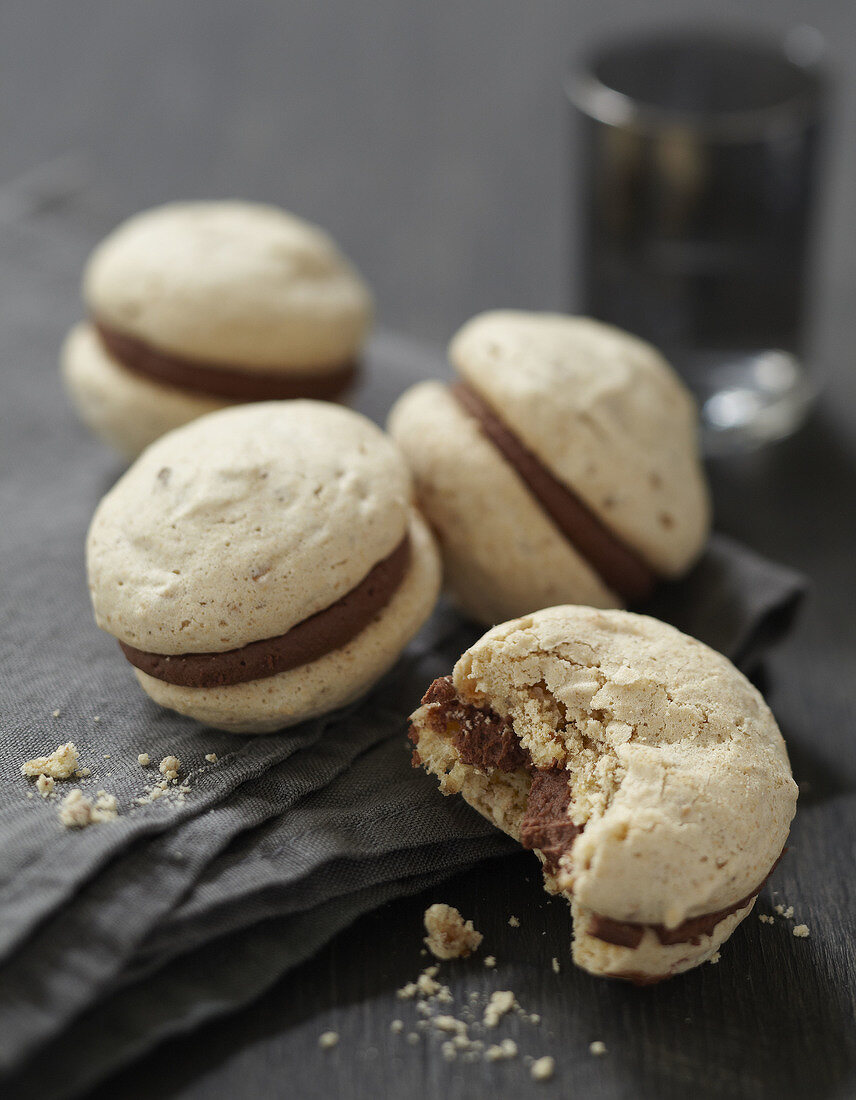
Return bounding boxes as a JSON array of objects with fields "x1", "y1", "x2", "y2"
[
  {"x1": 135, "y1": 755, "x2": 190, "y2": 805},
  {"x1": 20, "y1": 736, "x2": 221, "y2": 827},
  {"x1": 759, "y1": 902, "x2": 810, "y2": 938},
  {"x1": 58, "y1": 789, "x2": 119, "y2": 827},
  {"x1": 373, "y1": 905, "x2": 558, "y2": 1079}
]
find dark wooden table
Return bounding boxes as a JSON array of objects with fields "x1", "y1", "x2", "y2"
[{"x1": 3, "y1": 4, "x2": 855, "y2": 1097}]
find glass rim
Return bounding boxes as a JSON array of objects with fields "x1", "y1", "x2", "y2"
[{"x1": 566, "y1": 28, "x2": 827, "y2": 141}]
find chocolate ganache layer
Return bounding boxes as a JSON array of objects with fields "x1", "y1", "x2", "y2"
[
  {"x1": 95, "y1": 322, "x2": 358, "y2": 402},
  {"x1": 451, "y1": 382, "x2": 656, "y2": 603},
  {"x1": 412, "y1": 676, "x2": 781, "y2": 947},
  {"x1": 412, "y1": 676, "x2": 579, "y2": 872},
  {"x1": 120, "y1": 535, "x2": 410, "y2": 688}
]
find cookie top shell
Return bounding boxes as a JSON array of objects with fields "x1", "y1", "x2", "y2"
[
  {"x1": 84, "y1": 201, "x2": 373, "y2": 371},
  {"x1": 449, "y1": 311, "x2": 710, "y2": 575},
  {"x1": 86, "y1": 401, "x2": 411, "y2": 654},
  {"x1": 452, "y1": 605, "x2": 797, "y2": 926}
]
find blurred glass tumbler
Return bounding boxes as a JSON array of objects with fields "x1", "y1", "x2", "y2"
[{"x1": 569, "y1": 30, "x2": 828, "y2": 452}]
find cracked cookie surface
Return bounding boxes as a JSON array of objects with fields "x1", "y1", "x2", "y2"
[{"x1": 408, "y1": 605, "x2": 797, "y2": 982}]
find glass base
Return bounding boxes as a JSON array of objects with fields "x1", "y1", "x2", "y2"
[{"x1": 677, "y1": 349, "x2": 815, "y2": 456}]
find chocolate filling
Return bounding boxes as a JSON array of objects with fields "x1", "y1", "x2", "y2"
[
  {"x1": 521, "y1": 769, "x2": 582, "y2": 871},
  {"x1": 95, "y1": 322, "x2": 358, "y2": 402},
  {"x1": 119, "y1": 534, "x2": 410, "y2": 688},
  {"x1": 588, "y1": 854, "x2": 784, "y2": 949},
  {"x1": 413, "y1": 675, "x2": 782, "y2": 947},
  {"x1": 418, "y1": 675, "x2": 528, "y2": 772},
  {"x1": 412, "y1": 676, "x2": 577, "y2": 871},
  {"x1": 451, "y1": 382, "x2": 656, "y2": 603}
]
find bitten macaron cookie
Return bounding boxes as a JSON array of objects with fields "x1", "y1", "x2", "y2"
[
  {"x1": 62, "y1": 201, "x2": 373, "y2": 458},
  {"x1": 408, "y1": 606, "x2": 797, "y2": 983},
  {"x1": 86, "y1": 402, "x2": 440, "y2": 733},
  {"x1": 388, "y1": 311, "x2": 710, "y2": 625}
]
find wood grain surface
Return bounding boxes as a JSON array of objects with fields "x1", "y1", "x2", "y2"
[{"x1": 1, "y1": 3, "x2": 855, "y2": 1097}]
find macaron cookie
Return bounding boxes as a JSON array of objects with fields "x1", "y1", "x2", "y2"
[
  {"x1": 62, "y1": 201, "x2": 373, "y2": 458},
  {"x1": 86, "y1": 401, "x2": 440, "y2": 733},
  {"x1": 388, "y1": 311, "x2": 711, "y2": 625},
  {"x1": 408, "y1": 606, "x2": 797, "y2": 983}
]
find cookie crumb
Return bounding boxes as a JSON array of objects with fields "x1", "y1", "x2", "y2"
[
  {"x1": 205, "y1": 753, "x2": 218, "y2": 763},
  {"x1": 36, "y1": 775, "x2": 55, "y2": 798},
  {"x1": 793, "y1": 924, "x2": 810, "y2": 938},
  {"x1": 390, "y1": 1019, "x2": 404, "y2": 1033},
  {"x1": 424, "y1": 903, "x2": 483, "y2": 959},
  {"x1": 709, "y1": 951, "x2": 721, "y2": 965},
  {"x1": 93, "y1": 716, "x2": 101, "y2": 723},
  {"x1": 508, "y1": 915, "x2": 520, "y2": 928},
  {"x1": 22, "y1": 742, "x2": 79, "y2": 780},
  {"x1": 531, "y1": 1055, "x2": 555, "y2": 1081},
  {"x1": 137, "y1": 753, "x2": 150, "y2": 766},
  {"x1": 407, "y1": 1032, "x2": 419, "y2": 1045},
  {"x1": 318, "y1": 1031, "x2": 339, "y2": 1050},
  {"x1": 58, "y1": 789, "x2": 118, "y2": 828},
  {"x1": 551, "y1": 957, "x2": 560, "y2": 974},
  {"x1": 416, "y1": 972, "x2": 441, "y2": 997},
  {"x1": 484, "y1": 990, "x2": 515, "y2": 1028},
  {"x1": 485, "y1": 1038, "x2": 518, "y2": 1061},
  {"x1": 159, "y1": 755, "x2": 181, "y2": 780},
  {"x1": 483, "y1": 955, "x2": 496, "y2": 968},
  {"x1": 52, "y1": 709, "x2": 61, "y2": 718},
  {"x1": 758, "y1": 914, "x2": 775, "y2": 924},
  {"x1": 433, "y1": 1015, "x2": 465, "y2": 1034},
  {"x1": 589, "y1": 1041, "x2": 607, "y2": 1056},
  {"x1": 75, "y1": 768, "x2": 91, "y2": 778}
]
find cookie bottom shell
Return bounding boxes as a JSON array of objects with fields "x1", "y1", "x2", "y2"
[
  {"x1": 61, "y1": 322, "x2": 228, "y2": 459},
  {"x1": 133, "y1": 511, "x2": 441, "y2": 733}
]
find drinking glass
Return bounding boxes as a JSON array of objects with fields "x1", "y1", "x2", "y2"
[{"x1": 568, "y1": 28, "x2": 828, "y2": 453}]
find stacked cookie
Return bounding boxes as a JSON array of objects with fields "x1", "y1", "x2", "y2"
[
  {"x1": 86, "y1": 402, "x2": 440, "y2": 733},
  {"x1": 389, "y1": 310, "x2": 710, "y2": 624},
  {"x1": 63, "y1": 201, "x2": 372, "y2": 457}
]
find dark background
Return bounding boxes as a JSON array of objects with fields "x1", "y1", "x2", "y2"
[
  {"x1": 2, "y1": 0, "x2": 854, "y2": 366},
  {"x1": 2, "y1": 3, "x2": 855, "y2": 1098}
]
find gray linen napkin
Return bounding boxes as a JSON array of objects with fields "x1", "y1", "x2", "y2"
[{"x1": 0, "y1": 205, "x2": 806, "y2": 1099}]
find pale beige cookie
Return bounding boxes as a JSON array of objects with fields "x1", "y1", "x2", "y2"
[
  {"x1": 84, "y1": 201, "x2": 372, "y2": 370},
  {"x1": 87, "y1": 402, "x2": 440, "y2": 733},
  {"x1": 450, "y1": 311, "x2": 709, "y2": 575},
  {"x1": 387, "y1": 382, "x2": 618, "y2": 624},
  {"x1": 408, "y1": 606, "x2": 797, "y2": 982},
  {"x1": 63, "y1": 200, "x2": 373, "y2": 457},
  {"x1": 136, "y1": 511, "x2": 439, "y2": 732},
  {"x1": 389, "y1": 311, "x2": 710, "y2": 625}
]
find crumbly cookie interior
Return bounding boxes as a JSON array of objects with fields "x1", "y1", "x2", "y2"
[{"x1": 410, "y1": 684, "x2": 598, "y2": 900}]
